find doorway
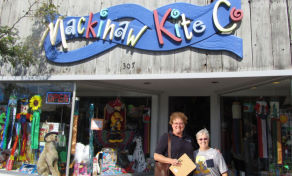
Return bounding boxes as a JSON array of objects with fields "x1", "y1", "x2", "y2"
[{"x1": 169, "y1": 96, "x2": 210, "y2": 146}]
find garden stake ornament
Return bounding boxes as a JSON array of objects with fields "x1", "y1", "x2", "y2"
[{"x1": 30, "y1": 95, "x2": 42, "y2": 150}]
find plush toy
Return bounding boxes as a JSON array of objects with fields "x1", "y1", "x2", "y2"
[
  {"x1": 74, "y1": 142, "x2": 90, "y2": 164},
  {"x1": 72, "y1": 143, "x2": 90, "y2": 176},
  {"x1": 37, "y1": 132, "x2": 60, "y2": 176}
]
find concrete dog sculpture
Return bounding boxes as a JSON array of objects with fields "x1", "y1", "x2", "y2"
[{"x1": 37, "y1": 132, "x2": 60, "y2": 176}]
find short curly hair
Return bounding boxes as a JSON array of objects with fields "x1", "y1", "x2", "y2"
[
  {"x1": 169, "y1": 112, "x2": 188, "y2": 125},
  {"x1": 196, "y1": 128, "x2": 209, "y2": 140}
]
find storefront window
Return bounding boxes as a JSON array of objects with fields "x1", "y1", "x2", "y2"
[
  {"x1": 70, "y1": 95, "x2": 153, "y2": 175},
  {"x1": 0, "y1": 81, "x2": 74, "y2": 175},
  {"x1": 221, "y1": 78, "x2": 292, "y2": 175}
]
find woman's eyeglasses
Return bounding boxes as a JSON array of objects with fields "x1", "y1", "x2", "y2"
[
  {"x1": 198, "y1": 138, "x2": 208, "y2": 141},
  {"x1": 173, "y1": 123, "x2": 184, "y2": 126}
]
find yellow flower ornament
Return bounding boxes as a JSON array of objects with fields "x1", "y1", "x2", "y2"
[
  {"x1": 29, "y1": 95, "x2": 42, "y2": 149},
  {"x1": 29, "y1": 95, "x2": 42, "y2": 111}
]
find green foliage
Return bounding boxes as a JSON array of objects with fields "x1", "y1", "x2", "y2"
[
  {"x1": 0, "y1": 0, "x2": 59, "y2": 68},
  {"x1": 34, "y1": 0, "x2": 59, "y2": 24},
  {"x1": 0, "y1": 26, "x2": 33, "y2": 67}
]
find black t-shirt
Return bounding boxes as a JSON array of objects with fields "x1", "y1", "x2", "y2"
[{"x1": 155, "y1": 131, "x2": 195, "y2": 161}]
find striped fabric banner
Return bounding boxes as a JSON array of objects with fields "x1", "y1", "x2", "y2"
[
  {"x1": 271, "y1": 118, "x2": 282, "y2": 164},
  {"x1": 257, "y1": 117, "x2": 268, "y2": 158}
]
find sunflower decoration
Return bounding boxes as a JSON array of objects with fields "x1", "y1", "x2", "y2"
[
  {"x1": 29, "y1": 95, "x2": 42, "y2": 111},
  {"x1": 29, "y1": 95, "x2": 42, "y2": 150}
]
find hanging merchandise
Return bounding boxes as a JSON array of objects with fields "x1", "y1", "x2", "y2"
[
  {"x1": 0, "y1": 88, "x2": 4, "y2": 103},
  {"x1": 7, "y1": 96, "x2": 17, "y2": 150},
  {"x1": 0, "y1": 105, "x2": 7, "y2": 134},
  {"x1": 243, "y1": 102, "x2": 254, "y2": 113},
  {"x1": 88, "y1": 104, "x2": 94, "y2": 175},
  {"x1": 71, "y1": 97, "x2": 79, "y2": 155},
  {"x1": 269, "y1": 101, "x2": 279, "y2": 118},
  {"x1": 0, "y1": 113, "x2": 5, "y2": 128},
  {"x1": 231, "y1": 101, "x2": 243, "y2": 156},
  {"x1": 280, "y1": 113, "x2": 292, "y2": 172},
  {"x1": 6, "y1": 97, "x2": 24, "y2": 170},
  {"x1": 142, "y1": 107, "x2": 151, "y2": 154},
  {"x1": 231, "y1": 118, "x2": 243, "y2": 156},
  {"x1": 104, "y1": 98, "x2": 126, "y2": 143},
  {"x1": 271, "y1": 118, "x2": 282, "y2": 165},
  {"x1": 6, "y1": 99, "x2": 31, "y2": 169},
  {"x1": 1, "y1": 95, "x2": 17, "y2": 150},
  {"x1": 280, "y1": 114, "x2": 288, "y2": 124},
  {"x1": 6, "y1": 122, "x2": 21, "y2": 170},
  {"x1": 255, "y1": 100, "x2": 269, "y2": 159},
  {"x1": 29, "y1": 95, "x2": 42, "y2": 150},
  {"x1": 232, "y1": 102, "x2": 242, "y2": 119},
  {"x1": 16, "y1": 98, "x2": 32, "y2": 161}
]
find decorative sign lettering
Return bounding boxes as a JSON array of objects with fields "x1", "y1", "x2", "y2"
[
  {"x1": 40, "y1": 0, "x2": 243, "y2": 63},
  {"x1": 46, "y1": 92, "x2": 71, "y2": 104}
]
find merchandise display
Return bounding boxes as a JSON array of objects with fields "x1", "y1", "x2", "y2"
[
  {"x1": 222, "y1": 97, "x2": 292, "y2": 175},
  {"x1": 72, "y1": 96, "x2": 152, "y2": 175},
  {"x1": 0, "y1": 83, "x2": 152, "y2": 175},
  {"x1": 0, "y1": 82, "x2": 73, "y2": 176}
]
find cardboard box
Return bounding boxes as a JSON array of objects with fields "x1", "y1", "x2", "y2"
[{"x1": 39, "y1": 122, "x2": 60, "y2": 142}]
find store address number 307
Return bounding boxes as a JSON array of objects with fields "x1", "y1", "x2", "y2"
[{"x1": 122, "y1": 62, "x2": 135, "y2": 70}]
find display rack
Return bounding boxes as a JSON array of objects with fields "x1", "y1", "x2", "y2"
[{"x1": 269, "y1": 110, "x2": 292, "y2": 174}]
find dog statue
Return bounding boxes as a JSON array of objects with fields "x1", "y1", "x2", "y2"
[
  {"x1": 37, "y1": 132, "x2": 60, "y2": 176},
  {"x1": 132, "y1": 136, "x2": 147, "y2": 173}
]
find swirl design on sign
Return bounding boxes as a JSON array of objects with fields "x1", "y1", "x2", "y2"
[
  {"x1": 171, "y1": 9, "x2": 181, "y2": 19},
  {"x1": 65, "y1": 26, "x2": 73, "y2": 35},
  {"x1": 114, "y1": 28, "x2": 123, "y2": 38},
  {"x1": 230, "y1": 7, "x2": 243, "y2": 22},
  {"x1": 100, "y1": 8, "x2": 108, "y2": 18}
]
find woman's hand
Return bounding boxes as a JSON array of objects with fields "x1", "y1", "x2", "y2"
[
  {"x1": 170, "y1": 158, "x2": 181, "y2": 166},
  {"x1": 154, "y1": 153, "x2": 181, "y2": 166}
]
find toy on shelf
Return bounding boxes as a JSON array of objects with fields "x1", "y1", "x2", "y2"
[
  {"x1": 96, "y1": 148, "x2": 124, "y2": 175},
  {"x1": 104, "y1": 98, "x2": 126, "y2": 143}
]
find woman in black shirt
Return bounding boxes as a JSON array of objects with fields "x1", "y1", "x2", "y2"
[{"x1": 154, "y1": 112, "x2": 195, "y2": 175}]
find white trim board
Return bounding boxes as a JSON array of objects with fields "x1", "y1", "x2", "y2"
[{"x1": 1, "y1": 70, "x2": 292, "y2": 81}]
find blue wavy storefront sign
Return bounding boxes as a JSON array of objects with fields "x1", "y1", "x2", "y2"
[{"x1": 40, "y1": 0, "x2": 243, "y2": 63}]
